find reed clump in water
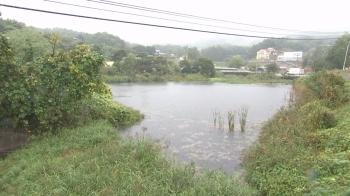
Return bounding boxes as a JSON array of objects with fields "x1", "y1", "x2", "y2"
[
  {"x1": 212, "y1": 108, "x2": 219, "y2": 127},
  {"x1": 218, "y1": 113, "x2": 224, "y2": 130},
  {"x1": 228, "y1": 110, "x2": 236, "y2": 132},
  {"x1": 239, "y1": 106, "x2": 249, "y2": 132}
]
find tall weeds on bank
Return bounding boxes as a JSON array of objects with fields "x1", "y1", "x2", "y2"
[
  {"x1": 0, "y1": 121, "x2": 257, "y2": 195},
  {"x1": 243, "y1": 71, "x2": 350, "y2": 195}
]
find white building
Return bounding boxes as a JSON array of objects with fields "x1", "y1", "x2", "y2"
[
  {"x1": 105, "y1": 61, "x2": 114, "y2": 67},
  {"x1": 277, "y1": 52, "x2": 302, "y2": 62}
]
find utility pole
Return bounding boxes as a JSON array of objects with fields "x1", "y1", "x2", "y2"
[{"x1": 343, "y1": 43, "x2": 350, "y2": 70}]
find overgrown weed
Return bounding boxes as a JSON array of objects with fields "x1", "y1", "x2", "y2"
[
  {"x1": 0, "y1": 121, "x2": 257, "y2": 195},
  {"x1": 243, "y1": 71, "x2": 350, "y2": 195}
]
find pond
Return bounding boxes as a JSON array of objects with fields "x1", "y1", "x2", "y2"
[{"x1": 109, "y1": 82, "x2": 291, "y2": 173}]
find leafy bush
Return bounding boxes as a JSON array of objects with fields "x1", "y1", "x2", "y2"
[
  {"x1": 243, "y1": 71, "x2": 350, "y2": 195},
  {"x1": 299, "y1": 101, "x2": 337, "y2": 130},
  {"x1": 0, "y1": 35, "x2": 112, "y2": 133},
  {"x1": 290, "y1": 82, "x2": 316, "y2": 107},
  {"x1": 301, "y1": 71, "x2": 346, "y2": 108}
]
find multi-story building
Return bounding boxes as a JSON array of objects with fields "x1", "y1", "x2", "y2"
[{"x1": 256, "y1": 48, "x2": 277, "y2": 60}]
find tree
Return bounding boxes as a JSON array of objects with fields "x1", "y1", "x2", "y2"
[
  {"x1": 111, "y1": 49, "x2": 127, "y2": 62},
  {"x1": 228, "y1": 55, "x2": 244, "y2": 68},
  {"x1": 302, "y1": 55, "x2": 309, "y2": 68},
  {"x1": 201, "y1": 45, "x2": 249, "y2": 62},
  {"x1": 137, "y1": 52, "x2": 148, "y2": 58},
  {"x1": 87, "y1": 32, "x2": 125, "y2": 49},
  {"x1": 310, "y1": 45, "x2": 330, "y2": 71},
  {"x1": 199, "y1": 57, "x2": 215, "y2": 77},
  {"x1": 326, "y1": 33, "x2": 350, "y2": 69},
  {"x1": 0, "y1": 18, "x2": 25, "y2": 33},
  {"x1": 1, "y1": 36, "x2": 107, "y2": 132},
  {"x1": 23, "y1": 39, "x2": 34, "y2": 62},
  {"x1": 60, "y1": 35, "x2": 76, "y2": 51},
  {"x1": 187, "y1": 47, "x2": 200, "y2": 61},
  {"x1": 48, "y1": 33, "x2": 61, "y2": 56},
  {"x1": 266, "y1": 63, "x2": 279, "y2": 74},
  {"x1": 92, "y1": 45, "x2": 102, "y2": 55},
  {"x1": 145, "y1": 46, "x2": 156, "y2": 55},
  {"x1": 76, "y1": 33, "x2": 85, "y2": 42},
  {"x1": 179, "y1": 59, "x2": 192, "y2": 73},
  {"x1": 179, "y1": 59, "x2": 191, "y2": 68},
  {"x1": 5, "y1": 27, "x2": 51, "y2": 60},
  {"x1": 120, "y1": 53, "x2": 135, "y2": 74}
]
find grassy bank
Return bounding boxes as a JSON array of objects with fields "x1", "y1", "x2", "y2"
[
  {"x1": 243, "y1": 71, "x2": 350, "y2": 195},
  {"x1": 102, "y1": 73, "x2": 292, "y2": 84},
  {"x1": 102, "y1": 73, "x2": 209, "y2": 83},
  {"x1": 0, "y1": 120, "x2": 256, "y2": 195},
  {"x1": 210, "y1": 73, "x2": 292, "y2": 84}
]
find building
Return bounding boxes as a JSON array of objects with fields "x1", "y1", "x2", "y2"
[
  {"x1": 105, "y1": 61, "x2": 114, "y2": 67},
  {"x1": 256, "y1": 48, "x2": 276, "y2": 60},
  {"x1": 154, "y1": 50, "x2": 165, "y2": 57},
  {"x1": 277, "y1": 52, "x2": 303, "y2": 62}
]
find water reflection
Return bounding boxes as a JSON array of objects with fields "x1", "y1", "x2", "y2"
[{"x1": 109, "y1": 82, "x2": 291, "y2": 173}]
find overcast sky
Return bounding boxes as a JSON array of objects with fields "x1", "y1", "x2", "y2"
[{"x1": 0, "y1": 0, "x2": 348, "y2": 46}]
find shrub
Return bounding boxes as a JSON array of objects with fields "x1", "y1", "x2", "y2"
[
  {"x1": 0, "y1": 35, "x2": 111, "y2": 133},
  {"x1": 301, "y1": 71, "x2": 346, "y2": 108},
  {"x1": 299, "y1": 101, "x2": 337, "y2": 130},
  {"x1": 290, "y1": 82, "x2": 316, "y2": 107}
]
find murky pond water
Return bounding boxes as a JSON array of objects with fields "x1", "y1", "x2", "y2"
[{"x1": 109, "y1": 82, "x2": 291, "y2": 173}]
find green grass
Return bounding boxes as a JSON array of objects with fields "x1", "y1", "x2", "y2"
[
  {"x1": 77, "y1": 93, "x2": 143, "y2": 128},
  {"x1": 102, "y1": 73, "x2": 210, "y2": 83},
  {"x1": 0, "y1": 121, "x2": 256, "y2": 195},
  {"x1": 210, "y1": 73, "x2": 292, "y2": 84},
  {"x1": 102, "y1": 73, "x2": 292, "y2": 84},
  {"x1": 242, "y1": 74, "x2": 350, "y2": 195}
]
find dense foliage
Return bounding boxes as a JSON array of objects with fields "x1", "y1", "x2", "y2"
[
  {"x1": 0, "y1": 35, "x2": 114, "y2": 133},
  {"x1": 243, "y1": 71, "x2": 350, "y2": 195},
  {"x1": 5, "y1": 27, "x2": 51, "y2": 61},
  {"x1": 326, "y1": 33, "x2": 350, "y2": 69},
  {"x1": 0, "y1": 18, "x2": 26, "y2": 33},
  {"x1": 201, "y1": 44, "x2": 250, "y2": 62},
  {"x1": 228, "y1": 55, "x2": 244, "y2": 68}
]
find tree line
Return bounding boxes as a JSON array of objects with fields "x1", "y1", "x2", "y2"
[{"x1": 1, "y1": 18, "x2": 349, "y2": 72}]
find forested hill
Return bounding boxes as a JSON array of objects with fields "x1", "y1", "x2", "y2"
[
  {"x1": 0, "y1": 18, "x2": 129, "y2": 60},
  {"x1": 39, "y1": 27, "x2": 128, "y2": 59},
  {"x1": 0, "y1": 18, "x2": 342, "y2": 65}
]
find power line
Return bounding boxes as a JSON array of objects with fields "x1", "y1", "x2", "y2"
[
  {"x1": 43, "y1": 0, "x2": 340, "y2": 38},
  {"x1": 0, "y1": 4, "x2": 340, "y2": 40},
  {"x1": 91, "y1": 0, "x2": 345, "y2": 35}
]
